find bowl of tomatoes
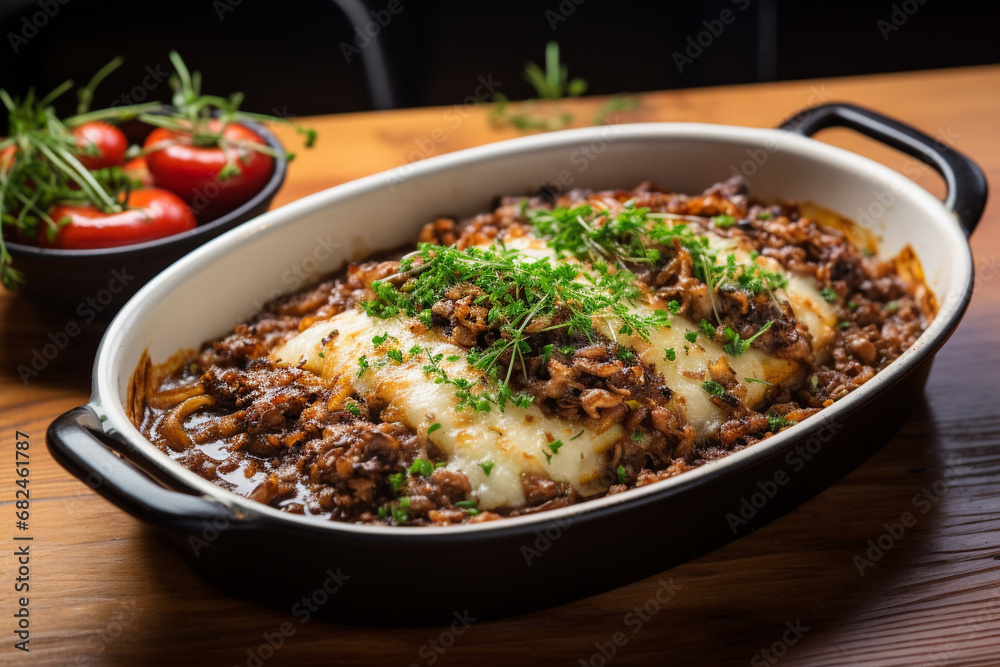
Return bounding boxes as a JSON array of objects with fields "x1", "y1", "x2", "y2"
[{"x1": 0, "y1": 54, "x2": 308, "y2": 318}]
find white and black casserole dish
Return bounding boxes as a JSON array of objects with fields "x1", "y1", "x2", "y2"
[{"x1": 47, "y1": 104, "x2": 987, "y2": 624}]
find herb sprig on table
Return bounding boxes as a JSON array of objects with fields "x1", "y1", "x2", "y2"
[{"x1": 490, "y1": 41, "x2": 640, "y2": 131}]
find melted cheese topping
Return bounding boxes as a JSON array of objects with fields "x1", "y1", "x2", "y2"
[
  {"x1": 272, "y1": 226, "x2": 838, "y2": 508},
  {"x1": 273, "y1": 312, "x2": 623, "y2": 509}
]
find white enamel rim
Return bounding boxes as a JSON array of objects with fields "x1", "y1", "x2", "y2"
[{"x1": 89, "y1": 122, "x2": 974, "y2": 537}]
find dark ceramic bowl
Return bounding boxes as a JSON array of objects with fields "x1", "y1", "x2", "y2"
[{"x1": 4, "y1": 118, "x2": 286, "y2": 318}]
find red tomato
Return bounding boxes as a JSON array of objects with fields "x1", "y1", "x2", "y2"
[
  {"x1": 40, "y1": 188, "x2": 196, "y2": 249},
  {"x1": 71, "y1": 121, "x2": 128, "y2": 170},
  {"x1": 144, "y1": 121, "x2": 273, "y2": 220},
  {"x1": 0, "y1": 143, "x2": 15, "y2": 172},
  {"x1": 122, "y1": 156, "x2": 154, "y2": 187}
]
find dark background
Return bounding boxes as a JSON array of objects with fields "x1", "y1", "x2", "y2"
[{"x1": 0, "y1": 0, "x2": 997, "y2": 122}]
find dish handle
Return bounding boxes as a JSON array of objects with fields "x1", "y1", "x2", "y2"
[
  {"x1": 47, "y1": 405, "x2": 243, "y2": 533},
  {"x1": 779, "y1": 102, "x2": 988, "y2": 237}
]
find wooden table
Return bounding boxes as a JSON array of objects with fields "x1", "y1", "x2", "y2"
[{"x1": 2, "y1": 65, "x2": 999, "y2": 666}]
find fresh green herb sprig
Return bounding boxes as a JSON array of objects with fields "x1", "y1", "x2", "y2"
[
  {"x1": 766, "y1": 413, "x2": 796, "y2": 431},
  {"x1": 702, "y1": 380, "x2": 726, "y2": 397},
  {"x1": 721, "y1": 320, "x2": 774, "y2": 357},
  {"x1": 138, "y1": 51, "x2": 315, "y2": 175},
  {"x1": 361, "y1": 242, "x2": 667, "y2": 412},
  {"x1": 490, "y1": 42, "x2": 640, "y2": 132},
  {"x1": 526, "y1": 204, "x2": 788, "y2": 310},
  {"x1": 0, "y1": 59, "x2": 159, "y2": 288}
]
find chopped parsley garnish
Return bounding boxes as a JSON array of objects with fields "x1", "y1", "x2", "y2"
[
  {"x1": 386, "y1": 348, "x2": 403, "y2": 363},
  {"x1": 819, "y1": 286, "x2": 838, "y2": 303},
  {"x1": 631, "y1": 431, "x2": 643, "y2": 442},
  {"x1": 711, "y1": 214, "x2": 737, "y2": 229},
  {"x1": 702, "y1": 380, "x2": 726, "y2": 397},
  {"x1": 848, "y1": 301, "x2": 859, "y2": 311},
  {"x1": 548, "y1": 440, "x2": 564, "y2": 454},
  {"x1": 684, "y1": 331, "x2": 698, "y2": 343},
  {"x1": 392, "y1": 497, "x2": 410, "y2": 523},
  {"x1": 884, "y1": 300, "x2": 900, "y2": 313},
  {"x1": 766, "y1": 413, "x2": 796, "y2": 431},
  {"x1": 722, "y1": 320, "x2": 774, "y2": 357},
  {"x1": 699, "y1": 318, "x2": 717, "y2": 338},
  {"x1": 757, "y1": 211, "x2": 774, "y2": 220},
  {"x1": 387, "y1": 472, "x2": 406, "y2": 493},
  {"x1": 377, "y1": 506, "x2": 388, "y2": 520},
  {"x1": 478, "y1": 461, "x2": 495, "y2": 476},
  {"x1": 667, "y1": 300, "x2": 681, "y2": 314},
  {"x1": 356, "y1": 355, "x2": 370, "y2": 377},
  {"x1": 427, "y1": 422, "x2": 442, "y2": 435},
  {"x1": 559, "y1": 345, "x2": 576, "y2": 356},
  {"x1": 409, "y1": 459, "x2": 435, "y2": 477},
  {"x1": 540, "y1": 343, "x2": 554, "y2": 365},
  {"x1": 615, "y1": 346, "x2": 635, "y2": 362},
  {"x1": 664, "y1": 347, "x2": 676, "y2": 361},
  {"x1": 345, "y1": 399, "x2": 361, "y2": 417},
  {"x1": 616, "y1": 464, "x2": 628, "y2": 484},
  {"x1": 372, "y1": 332, "x2": 390, "y2": 347},
  {"x1": 455, "y1": 499, "x2": 478, "y2": 515},
  {"x1": 361, "y1": 241, "x2": 668, "y2": 413},
  {"x1": 837, "y1": 321, "x2": 851, "y2": 330},
  {"x1": 527, "y1": 204, "x2": 785, "y2": 300},
  {"x1": 570, "y1": 429, "x2": 584, "y2": 441},
  {"x1": 744, "y1": 377, "x2": 773, "y2": 386}
]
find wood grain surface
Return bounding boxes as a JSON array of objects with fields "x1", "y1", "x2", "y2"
[{"x1": 2, "y1": 65, "x2": 999, "y2": 666}]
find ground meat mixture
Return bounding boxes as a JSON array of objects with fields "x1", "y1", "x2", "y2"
[{"x1": 134, "y1": 177, "x2": 932, "y2": 526}]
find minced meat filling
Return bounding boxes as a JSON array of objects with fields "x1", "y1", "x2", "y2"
[{"x1": 135, "y1": 178, "x2": 930, "y2": 526}]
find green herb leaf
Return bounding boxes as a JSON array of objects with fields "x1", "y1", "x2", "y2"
[
  {"x1": 388, "y1": 472, "x2": 406, "y2": 493},
  {"x1": 711, "y1": 214, "x2": 737, "y2": 229},
  {"x1": 702, "y1": 380, "x2": 726, "y2": 397},
  {"x1": 409, "y1": 459, "x2": 435, "y2": 477}
]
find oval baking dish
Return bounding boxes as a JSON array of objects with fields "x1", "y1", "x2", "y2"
[{"x1": 47, "y1": 104, "x2": 987, "y2": 624}]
